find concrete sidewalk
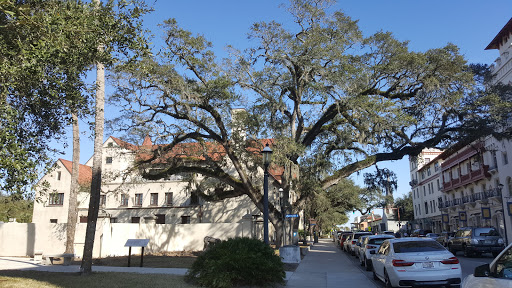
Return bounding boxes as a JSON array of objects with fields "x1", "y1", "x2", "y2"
[
  {"x1": 0, "y1": 238, "x2": 377, "y2": 287},
  {"x1": 285, "y1": 238, "x2": 379, "y2": 287}
]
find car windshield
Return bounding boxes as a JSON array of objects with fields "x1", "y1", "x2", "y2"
[
  {"x1": 474, "y1": 228, "x2": 500, "y2": 236},
  {"x1": 393, "y1": 241, "x2": 445, "y2": 253},
  {"x1": 369, "y1": 238, "x2": 389, "y2": 245}
]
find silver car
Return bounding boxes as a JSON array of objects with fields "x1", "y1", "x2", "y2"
[
  {"x1": 358, "y1": 234, "x2": 395, "y2": 271},
  {"x1": 354, "y1": 235, "x2": 370, "y2": 259}
]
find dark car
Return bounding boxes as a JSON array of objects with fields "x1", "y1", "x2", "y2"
[
  {"x1": 448, "y1": 226, "x2": 505, "y2": 257},
  {"x1": 411, "y1": 229, "x2": 432, "y2": 237},
  {"x1": 436, "y1": 231, "x2": 455, "y2": 247}
]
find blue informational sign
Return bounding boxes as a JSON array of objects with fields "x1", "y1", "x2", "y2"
[{"x1": 285, "y1": 214, "x2": 299, "y2": 218}]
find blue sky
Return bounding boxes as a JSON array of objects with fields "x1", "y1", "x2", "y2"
[{"x1": 60, "y1": 0, "x2": 512, "y2": 224}]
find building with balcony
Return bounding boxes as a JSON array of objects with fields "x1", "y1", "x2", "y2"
[
  {"x1": 409, "y1": 16, "x2": 512, "y2": 244},
  {"x1": 438, "y1": 139, "x2": 510, "y2": 238},
  {"x1": 409, "y1": 148, "x2": 443, "y2": 232}
]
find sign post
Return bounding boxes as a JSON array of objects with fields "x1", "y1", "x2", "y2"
[{"x1": 124, "y1": 239, "x2": 150, "y2": 267}]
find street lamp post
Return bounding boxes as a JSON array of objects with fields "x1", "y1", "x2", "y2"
[
  {"x1": 261, "y1": 143, "x2": 273, "y2": 245},
  {"x1": 499, "y1": 184, "x2": 508, "y2": 245},
  {"x1": 279, "y1": 188, "x2": 285, "y2": 246}
]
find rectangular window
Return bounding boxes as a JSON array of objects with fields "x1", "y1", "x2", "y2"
[
  {"x1": 165, "y1": 192, "x2": 173, "y2": 206},
  {"x1": 80, "y1": 216, "x2": 88, "y2": 223},
  {"x1": 50, "y1": 219, "x2": 58, "y2": 223},
  {"x1": 427, "y1": 167, "x2": 431, "y2": 176},
  {"x1": 423, "y1": 186, "x2": 426, "y2": 196},
  {"x1": 425, "y1": 202, "x2": 429, "y2": 214},
  {"x1": 120, "y1": 194, "x2": 129, "y2": 206},
  {"x1": 434, "y1": 162, "x2": 439, "y2": 172},
  {"x1": 492, "y1": 151, "x2": 498, "y2": 168},
  {"x1": 181, "y1": 216, "x2": 191, "y2": 224},
  {"x1": 99, "y1": 195, "x2": 106, "y2": 207},
  {"x1": 106, "y1": 157, "x2": 113, "y2": 164},
  {"x1": 150, "y1": 193, "x2": 158, "y2": 206},
  {"x1": 134, "y1": 193, "x2": 143, "y2": 206},
  {"x1": 131, "y1": 217, "x2": 140, "y2": 223},
  {"x1": 155, "y1": 214, "x2": 165, "y2": 224},
  {"x1": 504, "y1": 152, "x2": 509, "y2": 165},
  {"x1": 57, "y1": 171, "x2": 62, "y2": 180},
  {"x1": 110, "y1": 218, "x2": 118, "y2": 223},
  {"x1": 49, "y1": 193, "x2": 64, "y2": 205},
  {"x1": 437, "y1": 179, "x2": 440, "y2": 190}
]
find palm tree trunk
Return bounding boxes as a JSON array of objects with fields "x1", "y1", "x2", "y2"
[
  {"x1": 65, "y1": 112, "x2": 80, "y2": 254},
  {"x1": 81, "y1": 10, "x2": 105, "y2": 272}
]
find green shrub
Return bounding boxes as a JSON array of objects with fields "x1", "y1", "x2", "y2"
[{"x1": 185, "y1": 237, "x2": 285, "y2": 288}]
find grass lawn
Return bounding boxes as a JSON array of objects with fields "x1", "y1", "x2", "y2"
[
  {"x1": 70, "y1": 251, "x2": 200, "y2": 269},
  {"x1": 0, "y1": 271, "x2": 195, "y2": 288},
  {"x1": 0, "y1": 250, "x2": 299, "y2": 287},
  {"x1": 69, "y1": 251, "x2": 299, "y2": 272}
]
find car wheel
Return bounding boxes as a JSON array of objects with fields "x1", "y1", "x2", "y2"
[
  {"x1": 384, "y1": 270, "x2": 394, "y2": 288},
  {"x1": 463, "y1": 245, "x2": 473, "y2": 257},
  {"x1": 365, "y1": 258, "x2": 372, "y2": 271},
  {"x1": 448, "y1": 244, "x2": 456, "y2": 255}
]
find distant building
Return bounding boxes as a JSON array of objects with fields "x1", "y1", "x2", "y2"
[
  {"x1": 409, "y1": 18, "x2": 512, "y2": 242},
  {"x1": 486, "y1": 17, "x2": 512, "y2": 84}
]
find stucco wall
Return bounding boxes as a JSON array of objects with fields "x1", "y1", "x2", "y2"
[{"x1": 0, "y1": 220, "x2": 251, "y2": 258}]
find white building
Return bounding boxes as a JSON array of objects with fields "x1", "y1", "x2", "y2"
[
  {"x1": 409, "y1": 17, "x2": 512, "y2": 244},
  {"x1": 409, "y1": 148, "x2": 444, "y2": 232},
  {"x1": 486, "y1": 18, "x2": 512, "y2": 85}
]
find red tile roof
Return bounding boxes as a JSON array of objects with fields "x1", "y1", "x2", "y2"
[
  {"x1": 116, "y1": 136, "x2": 283, "y2": 180},
  {"x1": 59, "y1": 159, "x2": 92, "y2": 185},
  {"x1": 58, "y1": 136, "x2": 284, "y2": 184}
]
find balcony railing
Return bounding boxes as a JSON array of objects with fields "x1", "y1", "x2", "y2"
[{"x1": 442, "y1": 165, "x2": 490, "y2": 192}]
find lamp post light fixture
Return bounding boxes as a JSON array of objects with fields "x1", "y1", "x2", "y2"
[{"x1": 261, "y1": 143, "x2": 273, "y2": 244}]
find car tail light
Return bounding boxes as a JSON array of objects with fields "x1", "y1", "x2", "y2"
[
  {"x1": 441, "y1": 257, "x2": 459, "y2": 264},
  {"x1": 366, "y1": 245, "x2": 377, "y2": 249},
  {"x1": 392, "y1": 259, "x2": 414, "y2": 267},
  {"x1": 352, "y1": 240, "x2": 356, "y2": 244}
]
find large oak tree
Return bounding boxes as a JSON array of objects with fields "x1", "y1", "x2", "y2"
[{"x1": 111, "y1": 0, "x2": 507, "y2": 246}]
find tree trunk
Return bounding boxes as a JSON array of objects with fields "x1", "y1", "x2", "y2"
[
  {"x1": 274, "y1": 219, "x2": 284, "y2": 248},
  {"x1": 81, "y1": 29, "x2": 105, "y2": 275},
  {"x1": 65, "y1": 112, "x2": 80, "y2": 254}
]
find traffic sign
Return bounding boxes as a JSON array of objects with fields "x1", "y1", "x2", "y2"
[{"x1": 285, "y1": 214, "x2": 299, "y2": 218}]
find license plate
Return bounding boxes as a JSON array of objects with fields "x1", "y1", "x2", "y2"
[
  {"x1": 485, "y1": 240, "x2": 492, "y2": 244},
  {"x1": 422, "y1": 262, "x2": 434, "y2": 268}
]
